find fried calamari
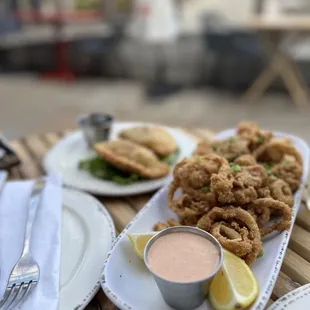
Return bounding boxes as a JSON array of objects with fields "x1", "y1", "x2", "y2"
[
  {"x1": 119, "y1": 126, "x2": 177, "y2": 157},
  {"x1": 234, "y1": 155, "x2": 257, "y2": 166},
  {"x1": 194, "y1": 137, "x2": 249, "y2": 161},
  {"x1": 248, "y1": 198, "x2": 292, "y2": 236},
  {"x1": 243, "y1": 204, "x2": 271, "y2": 228},
  {"x1": 237, "y1": 122, "x2": 273, "y2": 152},
  {"x1": 94, "y1": 140, "x2": 170, "y2": 179},
  {"x1": 210, "y1": 164, "x2": 267, "y2": 205},
  {"x1": 271, "y1": 155, "x2": 302, "y2": 192},
  {"x1": 168, "y1": 185, "x2": 216, "y2": 226},
  {"x1": 267, "y1": 177, "x2": 294, "y2": 207},
  {"x1": 153, "y1": 218, "x2": 180, "y2": 231},
  {"x1": 253, "y1": 138, "x2": 302, "y2": 165},
  {"x1": 172, "y1": 154, "x2": 228, "y2": 200},
  {"x1": 197, "y1": 207, "x2": 262, "y2": 265}
]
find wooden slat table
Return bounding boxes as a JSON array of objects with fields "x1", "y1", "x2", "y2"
[{"x1": 7, "y1": 128, "x2": 310, "y2": 309}]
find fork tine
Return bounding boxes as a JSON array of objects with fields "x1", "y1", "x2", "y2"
[
  {"x1": 23, "y1": 281, "x2": 35, "y2": 300},
  {"x1": 14, "y1": 281, "x2": 36, "y2": 309},
  {"x1": 5, "y1": 284, "x2": 23, "y2": 309},
  {"x1": 0, "y1": 285, "x2": 18, "y2": 310},
  {"x1": 7, "y1": 283, "x2": 28, "y2": 310},
  {"x1": 0, "y1": 287, "x2": 12, "y2": 308}
]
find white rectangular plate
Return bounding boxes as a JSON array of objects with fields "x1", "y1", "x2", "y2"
[{"x1": 102, "y1": 129, "x2": 310, "y2": 310}]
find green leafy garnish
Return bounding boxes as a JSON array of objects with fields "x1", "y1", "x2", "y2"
[
  {"x1": 78, "y1": 156, "x2": 143, "y2": 185},
  {"x1": 78, "y1": 147, "x2": 180, "y2": 185},
  {"x1": 160, "y1": 148, "x2": 180, "y2": 166},
  {"x1": 257, "y1": 249, "x2": 264, "y2": 258},
  {"x1": 230, "y1": 163, "x2": 241, "y2": 172},
  {"x1": 263, "y1": 163, "x2": 274, "y2": 170},
  {"x1": 263, "y1": 163, "x2": 274, "y2": 177},
  {"x1": 256, "y1": 136, "x2": 264, "y2": 144},
  {"x1": 201, "y1": 186, "x2": 210, "y2": 193}
]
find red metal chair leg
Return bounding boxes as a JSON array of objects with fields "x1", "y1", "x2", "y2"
[{"x1": 40, "y1": 41, "x2": 75, "y2": 81}]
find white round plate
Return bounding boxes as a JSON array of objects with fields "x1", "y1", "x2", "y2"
[
  {"x1": 60, "y1": 188, "x2": 115, "y2": 310},
  {"x1": 267, "y1": 283, "x2": 310, "y2": 310},
  {"x1": 43, "y1": 122, "x2": 197, "y2": 196}
]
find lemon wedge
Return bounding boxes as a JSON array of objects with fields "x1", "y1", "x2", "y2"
[
  {"x1": 209, "y1": 250, "x2": 259, "y2": 310},
  {"x1": 127, "y1": 232, "x2": 158, "y2": 259}
]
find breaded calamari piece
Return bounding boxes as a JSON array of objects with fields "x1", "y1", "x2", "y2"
[
  {"x1": 253, "y1": 138, "x2": 302, "y2": 165},
  {"x1": 119, "y1": 126, "x2": 177, "y2": 157},
  {"x1": 194, "y1": 137, "x2": 249, "y2": 161},
  {"x1": 153, "y1": 218, "x2": 180, "y2": 231},
  {"x1": 94, "y1": 140, "x2": 170, "y2": 179},
  {"x1": 210, "y1": 164, "x2": 267, "y2": 205},
  {"x1": 172, "y1": 154, "x2": 229, "y2": 200},
  {"x1": 267, "y1": 177, "x2": 294, "y2": 207},
  {"x1": 237, "y1": 121, "x2": 273, "y2": 152},
  {"x1": 197, "y1": 207, "x2": 262, "y2": 265},
  {"x1": 271, "y1": 155, "x2": 302, "y2": 192},
  {"x1": 248, "y1": 198, "x2": 292, "y2": 236},
  {"x1": 234, "y1": 155, "x2": 257, "y2": 166},
  {"x1": 167, "y1": 186, "x2": 216, "y2": 226}
]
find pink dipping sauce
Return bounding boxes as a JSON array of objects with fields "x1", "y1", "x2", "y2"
[{"x1": 147, "y1": 232, "x2": 220, "y2": 283}]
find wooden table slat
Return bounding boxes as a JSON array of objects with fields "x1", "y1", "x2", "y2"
[
  {"x1": 23, "y1": 134, "x2": 50, "y2": 165},
  {"x1": 10, "y1": 140, "x2": 41, "y2": 178},
  {"x1": 101, "y1": 198, "x2": 137, "y2": 232},
  {"x1": 296, "y1": 204, "x2": 310, "y2": 232},
  {"x1": 289, "y1": 225, "x2": 310, "y2": 262},
  {"x1": 43, "y1": 132, "x2": 61, "y2": 147},
  {"x1": 8, "y1": 166, "x2": 22, "y2": 180},
  {"x1": 126, "y1": 194, "x2": 153, "y2": 212},
  {"x1": 94, "y1": 289, "x2": 118, "y2": 310},
  {"x1": 272, "y1": 271, "x2": 300, "y2": 299},
  {"x1": 282, "y1": 248, "x2": 310, "y2": 285}
]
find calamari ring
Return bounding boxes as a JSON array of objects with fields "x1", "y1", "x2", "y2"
[
  {"x1": 271, "y1": 159, "x2": 302, "y2": 192},
  {"x1": 243, "y1": 205, "x2": 271, "y2": 228},
  {"x1": 210, "y1": 221, "x2": 252, "y2": 257},
  {"x1": 153, "y1": 218, "x2": 180, "y2": 231},
  {"x1": 269, "y1": 178, "x2": 294, "y2": 207},
  {"x1": 168, "y1": 182, "x2": 215, "y2": 223},
  {"x1": 210, "y1": 166, "x2": 259, "y2": 205},
  {"x1": 253, "y1": 138, "x2": 302, "y2": 165},
  {"x1": 234, "y1": 155, "x2": 257, "y2": 166},
  {"x1": 237, "y1": 121, "x2": 273, "y2": 152},
  {"x1": 172, "y1": 154, "x2": 229, "y2": 200},
  {"x1": 197, "y1": 207, "x2": 262, "y2": 265},
  {"x1": 249, "y1": 198, "x2": 292, "y2": 236}
]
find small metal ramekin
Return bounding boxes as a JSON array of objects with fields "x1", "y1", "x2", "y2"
[
  {"x1": 144, "y1": 226, "x2": 223, "y2": 310},
  {"x1": 78, "y1": 113, "x2": 113, "y2": 148}
]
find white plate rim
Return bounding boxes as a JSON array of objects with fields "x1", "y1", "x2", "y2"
[
  {"x1": 267, "y1": 283, "x2": 310, "y2": 310},
  {"x1": 100, "y1": 129, "x2": 310, "y2": 310},
  {"x1": 43, "y1": 122, "x2": 196, "y2": 196},
  {"x1": 61, "y1": 188, "x2": 116, "y2": 310}
]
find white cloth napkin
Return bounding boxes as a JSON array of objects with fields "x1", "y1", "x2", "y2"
[{"x1": 0, "y1": 174, "x2": 62, "y2": 310}]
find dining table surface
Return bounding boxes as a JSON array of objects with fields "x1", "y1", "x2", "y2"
[{"x1": 7, "y1": 126, "x2": 310, "y2": 310}]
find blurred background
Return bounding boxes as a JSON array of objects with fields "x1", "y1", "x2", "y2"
[{"x1": 2, "y1": 0, "x2": 310, "y2": 141}]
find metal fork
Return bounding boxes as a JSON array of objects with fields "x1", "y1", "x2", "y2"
[{"x1": 0, "y1": 179, "x2": 45, "y2": 309}]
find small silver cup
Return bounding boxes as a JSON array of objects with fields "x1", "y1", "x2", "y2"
[
  {"x1": 78, "y1": 113, "x2": 113, "y2": 148},
  {"x1": 144, "y1": 226, "x2": 223, "y2": 310}
]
